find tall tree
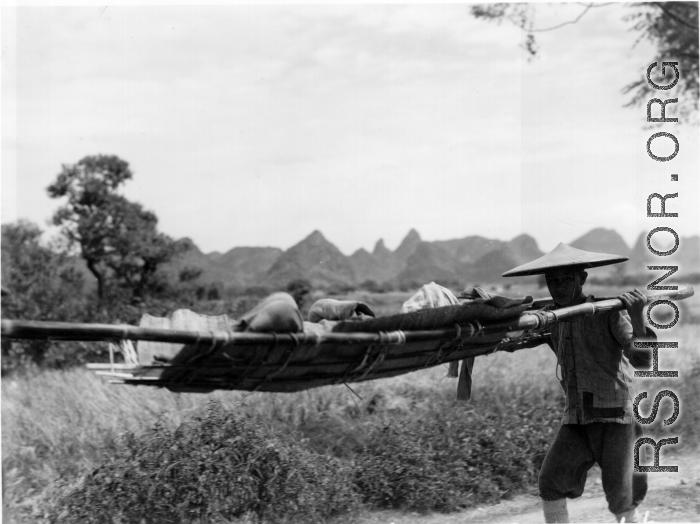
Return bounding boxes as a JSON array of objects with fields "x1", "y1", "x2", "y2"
[
  {"x1": 471, "y1": 2, "x2": 699, "y2": 121},
  {"x1": 47, "y1": 155, "x2": 191, "y2": 304}
]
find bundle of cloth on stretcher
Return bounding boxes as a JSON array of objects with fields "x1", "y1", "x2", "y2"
[{"x1": 2, "y1": 283, "x2": 692, "y2": 397}]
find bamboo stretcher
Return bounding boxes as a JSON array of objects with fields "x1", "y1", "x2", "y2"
[{"x1": 1, "y1": 286, "x2": 693, "y2": 394}]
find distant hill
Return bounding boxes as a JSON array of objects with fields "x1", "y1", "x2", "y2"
[
  {"x1": 509, "y1": 233, "x2": 546, "y2": 263},
  {"x1": 570, "y1": 228, "x2": 631, "y2": 257},
  {"x1": 162, "y1": 227, "x2": 687, "y2": 291},
  {"x1": 467, "y1": 244, "x2": 528, "y2": 284},
  {"x1": 168, "y1": 241, "x2": 282, "y2": 287},
  {"x1": 373, "y1": 239, "x2": 392, "y2": 258},
  {"x1": 349, "y1": 247, "x2": 397, "y2": 284},
  {"x1": 266, "y1": 230, "x2": 357, "y2": 287},
  {"x1": 393, "y1": 234, "x2": 545, "y2": 286},
  {"x1": 568, "y1": 228, "x2": 632, "y2": 277},
  {"x1": 431, "y1": 235, "x2": 501, "y2": 264},
  {"x1": 397, "y1": 241, "x2": 458, "y2": 285},
  {"x1": 393, "y1": 228, "x2": 422, "y2": 262}
]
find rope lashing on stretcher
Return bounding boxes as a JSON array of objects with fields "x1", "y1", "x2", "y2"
[
  {"x1": 422, "y1": 327, "x2": 463, "y2": 371},
  {"x1": 379, "y1": 330, "x2": 406, "y2": 345},
  {"x1": 529, "y1": 310, "x2": 551, "y2": 332}
]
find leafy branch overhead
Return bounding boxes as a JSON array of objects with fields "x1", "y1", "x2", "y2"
[{"x1": 471, "y1": 2, "x2": 699, "y2": 121}]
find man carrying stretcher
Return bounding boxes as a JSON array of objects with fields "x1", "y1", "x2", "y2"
[{"x1": 503, "y1": 243, "x2": 654, "y2": 524}]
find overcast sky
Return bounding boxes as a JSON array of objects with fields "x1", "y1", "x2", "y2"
[{"x1": 2, "y1": 3, "x2": 698, "y2": 256}]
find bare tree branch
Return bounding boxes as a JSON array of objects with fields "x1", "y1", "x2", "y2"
[
  {"x1": 528, "y1": 4, "x2": 594, "y2": 32},
  {"x1": 575, "y1": 2, "x2": 616, "y2": 7}
]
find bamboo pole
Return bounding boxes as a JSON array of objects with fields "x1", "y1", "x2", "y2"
[{"x1": 1, "y1": 286, "x2": 693, "y2": 346}]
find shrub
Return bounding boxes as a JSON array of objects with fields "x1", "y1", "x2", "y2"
[
  {"x1": 43, "y1": 401, "x2": 360, "y2": 523},
  {"x1": 1, "y1": 221, "x2": 91, "y2": 373},
  {"x1": 353, "y1": 401, "x2": 559, "y2": 513}
]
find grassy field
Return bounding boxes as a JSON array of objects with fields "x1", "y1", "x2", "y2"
[{"x1": 3, "y1": 287, "x2": 699, "y2": 522}]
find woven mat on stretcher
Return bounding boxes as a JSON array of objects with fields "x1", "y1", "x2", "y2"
[{"x1": 104, "y1": 301, "x2": 546, "y2": 393}]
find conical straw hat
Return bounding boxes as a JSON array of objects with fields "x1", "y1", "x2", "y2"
[{"x1": 502, "y1": 243, "x2": 628, "y2": 277}]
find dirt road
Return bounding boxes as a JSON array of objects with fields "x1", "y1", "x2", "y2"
[{"x1": 358, "y1": 450, "x2": 700, "y2": 524}]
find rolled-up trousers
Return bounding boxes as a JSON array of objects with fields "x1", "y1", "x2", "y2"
[{"x1": 538, "y1": 422, "x2": 647, "y2": 516}]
